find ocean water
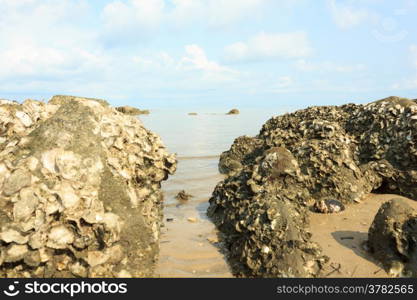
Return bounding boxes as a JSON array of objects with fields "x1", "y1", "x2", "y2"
[
  {"x1": 140, "y1": 109, "x2": 284, "y2": 277},
  {"x1": 140, "y1": 109, "x2": 281, "y2": 158}
]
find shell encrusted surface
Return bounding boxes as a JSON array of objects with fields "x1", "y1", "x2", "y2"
[
  {"x1": 209, "y1": 96, "x2": 417, "y2": 277},
  {"x1": 0, "y1": 95, "x2": 176, "y2": 278}
]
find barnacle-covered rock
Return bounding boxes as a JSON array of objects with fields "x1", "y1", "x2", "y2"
[
  {"x1": 0, "y1": 95, "x2": 176, "y2": 278},
  {"x1": 208, "y1": 96, "x2": 417, "y2": 277},
  {"x1": 219, "y1": 136, "x2": 263, "y2": 176},
  {"x1": 368, "y1": 199, "x2": 417, "y2": 277}
]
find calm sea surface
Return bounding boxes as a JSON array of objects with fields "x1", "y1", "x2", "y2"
[
  {"x1": 140, "y1": 109, "x2": 281, "y2": 158},
  {"x1": 140, "y1": 109, "x2": 285, "y2": 277}
]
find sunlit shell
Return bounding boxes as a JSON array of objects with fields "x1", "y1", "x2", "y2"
[
  {"x1": 87, "y1": 251, "x2": 109, "y2": 267},
  {"x1": 41, "y1": 149, "x2": 60, "y2": 173},
  {"x1": 55, "y1": 181, "x2": 80, "y2": 209},
  {"x1": 14, "y1": 188, "x2": 38, "y2": 221},
  {"x1": 29, "y1": 231, "x2": 46, "y2": 250},
  {"x1": 55, "y1": 151, "x2": 81, "y2": 180},
  {"x1": 5, "y1": 244, "x2": 29, "y2": 263},
  {"x1": 0, "y1": 227, "x2": 29, "y2": 244},
  {"x1": 0, "y1": 163, "x2": 10, "y2": 189},
  {"x1": 15, "y1": 110, "x2": 33, "y2": 127},
  {"x1": 2, "y1": 168, "x2": 32, "y2": 196},
  {"x1": 46, "y1": 225, "x2": 74, "y2": 249},
  {"x1": 26, "y1": 157, "x2": 39, "y2": 172}
]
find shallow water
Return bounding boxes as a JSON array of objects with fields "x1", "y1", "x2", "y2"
[
  {"x1": 141, "y1": 110, "x2": 276, "y2": 277},
  {"x1": 140, "y1": 109, "x2": 278, "y2": 157}
]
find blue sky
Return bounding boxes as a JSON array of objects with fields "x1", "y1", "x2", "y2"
[{"x1": 0, "y1": 0, "x2": 416, "y2": 109}]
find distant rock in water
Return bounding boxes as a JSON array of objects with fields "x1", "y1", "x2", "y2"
[
  {"x1": 0, "y1": 95, "x2": 176, "y2": 278},
  {"x1": 188, "y1": 112, "x2": 198, "y2": 116},
  {"x1": 208, "y1": 96, "x2": 417, "y2": 277},
  {"x1": 226, "y1": 109, "x2": 240, "y2": 115},
  {"x1": 368, "y1": 198, "x2": 417, "y2": 277},
  {"x1": 116, "y1": 105, "x2": 150, "y2": 115}
]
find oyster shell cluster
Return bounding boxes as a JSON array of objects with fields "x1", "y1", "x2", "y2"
[
  {"x1": 208, "y1": 96, "x2": 417, "y2": 277},
  {"x1": 0, "y1": 95, "x2": 176, "y2": 278}
]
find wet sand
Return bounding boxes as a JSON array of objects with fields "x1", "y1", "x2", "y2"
[
  {"x1": 310, "y1": 193, "x2": 417, "y2": 278},
  {"x1": 155, "y1": 158, "x2": 233, "y2": 278}
]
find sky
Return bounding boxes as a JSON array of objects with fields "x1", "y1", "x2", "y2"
[{"x1": 0, "y1": 0, "x2": 417, "y2": 110}]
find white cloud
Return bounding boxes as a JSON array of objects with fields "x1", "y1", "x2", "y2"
[
  {"x1": 204, "y1": 0, "x2": 268, "y2": 27},
  {"x1": 129, "y1": 45, "x2": 239, "y2": 83},
  {"x1": 171, "y1": 0, "x2": 266, "y2": 27},
  {"x1": 102, "y1": 0, "x2": 165, "y2": 31},
  {"x1": 178, "y1": 45, "x2": 240, "y2": 82},
  {"x1": 391, "y1": 45, "x2": 417, "y2": 89},
  {"x1": 276, "y1": 76, "x2": 293, "y2": 89},
  {"x1": 295, "y1": 59, "x2": 366, "y2": 73},
  {"x1": 224, "y1": 31, "x2": 312, "y2": 62},
  {"x1": 102, "y1": 0, "x2": 269, "y2": 32},
  {"x1": 411, "y1": 45, "x2": 417, "y2": 68},
  {"x1": 327, "y1": 0, "x2": 369, "y2": 29},
  {"x1": 0, "y1": 0, "x2": 101, "y2": 80},
  {"x1": 0, "y1": 44, "x2": 79, "y2": 78}
]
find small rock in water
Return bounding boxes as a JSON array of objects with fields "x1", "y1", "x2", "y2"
[
  {"x1": 314, "y1": 199, "x2": 345, "y2": 214},
  {"x1": 175, "y1": 190, "x2": 193, "y2": 201},
  {"x1": 116, "y1": 106, "x2": 149, "y2": 115},
  {"x1": 226, "y1": 108, "x2": 240, "y2": 115}
]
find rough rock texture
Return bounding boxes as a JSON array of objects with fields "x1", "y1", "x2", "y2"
[
  {"x1": 208, "y1": 96, "x2": 417, "y2": 277},
  {"x1": 0, "y1": 95, "x2": 176, "y2": 278},
  {"x1": 116, "y1": 106, "x2": 150, "y2": 115},
  {"x1": 368, "y1": 199, "x2": 417, "y2": 277}
]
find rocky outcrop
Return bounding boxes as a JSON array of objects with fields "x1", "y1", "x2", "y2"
[
  {"x1": 116, "y1": 105, "x2": 150, "y2": 115},
  {"x1": 368, "y1": 199, "x2": 417, "y2": 277},
  {"x1": 208, "y1": 96, "x2": 417, "y2": 277},
  {"x1": 226, "y1": 109, "x2": 240, "y2": 115},
  {"x1": 0, "y1": 95, "x2": 176, "y2": 278}
]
